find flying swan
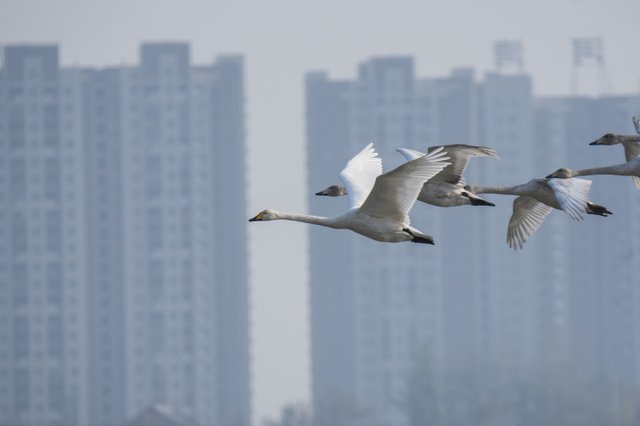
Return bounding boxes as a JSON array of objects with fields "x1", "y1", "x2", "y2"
[
  {"x1": 249, "y1": 143, "x2": 450, "y2": 244},
  {"x1": 547, "y1": 123, "x2": 640, "y2": 189},
  {"x1": 316, "y1": 144, "x2": 498, "y2": 207},
  {"x1": 466, "y1": 177, "x2": 612, "y2": 249}
]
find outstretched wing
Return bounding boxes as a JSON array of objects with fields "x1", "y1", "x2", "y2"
[
  {"x1": 398, "y1": 144, "x2": 498, "y2": 185},
  {"x1": 339, "y1": 143, "x2": 383, "y2": 209},
  {"x1": 546, "y1": 177, "x2": 591, "y2": 221},
  {"x1": 427, "y1": 144, "x2": 498, "y2": 184},
  {"x1": 396, "y1": 147, "x2": 424, "y2": 162},
  {"x1": 359, "y1": 147, "x2": 449, "y2": 223},
  {"x1": 507, "y1": 196, "x2": 553, "y2": 250}
]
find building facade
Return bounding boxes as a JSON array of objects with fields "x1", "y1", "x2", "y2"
[
  {"x1": 306, "y1": 57, "x2": 640, "y2": 425},
  {"x1": 0, "y1": 44, "x2": 250, "y2": 426},
  {"x1": 0, "y1": 45, "x2": 90, "y2": 426}
]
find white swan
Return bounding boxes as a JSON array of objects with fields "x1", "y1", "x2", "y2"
[
  {"x1": 466, "y1": 178, "x2": 612, "y2": 249},
  {"x1": 250, "y1": 143, "x2": 450, "y2": 244},
  {"x1": 589, "y1": 129, "x2": 640, "y2": 189},
  {"x1": 548, "y1": 129, "x2": 640, "y2": 189},
  {"x1": 316, "y1": 144, "x2": 498, "y2": 207}
]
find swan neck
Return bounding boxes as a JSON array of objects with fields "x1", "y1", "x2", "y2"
[
  {"x1": 622, "y1": 135, "x2": 640, "y2": 143},
  {"x1": 277, "y1": 212, "x2": 340, "y2": 228},
  {"x1": 575, "y1": 164, "x2": 631, "y2": 177},
  {"x1": 471, "y1": 185, "x2": 527, "y2": 196}
]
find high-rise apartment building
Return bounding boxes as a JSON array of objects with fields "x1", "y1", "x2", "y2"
[
  {"x1": 307, "y1": 58, "x2": 448, "y2": 425},
  {"x1": 535, "y1": 94, "x2": 640, "y2": 387},
  {"x1": 306, "y1": 57, "x2": 640, "y2": 425},
  {"x1": 0, "y1": 45, "x2": 90, "y2": 426},
  {"x1": 0, "y1": 43, "x2": 250, "y2": 426}
]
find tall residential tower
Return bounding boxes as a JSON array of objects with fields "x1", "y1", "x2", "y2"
[
  {"x1": 306, "y1": 57, "x2": 640, "y2": 425},
  {"x1": 0, "y1": 43, "x2": 250, "y2": 426}
]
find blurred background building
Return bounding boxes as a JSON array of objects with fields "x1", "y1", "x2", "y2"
[
  {"x1": 0, "y1": 44, "x2": 250, "y2": 426},
  {"x1": 306, "y1": 55, "x2": 640, "y2": 425}
]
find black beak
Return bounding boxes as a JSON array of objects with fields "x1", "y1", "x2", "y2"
[
  {"x1": 545, "y1": 173, "x2": 554, "y2": 178},
  {"x1": 315, "y1": 189, "x2": 330, "y2": 196},
  {"x1": 249, "y1": 215, "x2": 260, "y2": 222},
  {"x1": 589, "y1": 140, "x2": 601, "y2": 145}
]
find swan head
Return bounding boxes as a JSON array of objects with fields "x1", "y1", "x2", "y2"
[
  {"x1": 315, "y1": 185, "x2": 348, "y2": 197},
  {"x1": 590, "y1": 133, "x2": 619, "y2": 145},
  {"x1": 249, "y1": 209, "x2": 279, "y2": 222},
  {"x1": 545, "y1": 168, "x2": 577, "y2": 179},
  {"x1": 462, "y1": 184, "x2": 478, "y2": 193}
]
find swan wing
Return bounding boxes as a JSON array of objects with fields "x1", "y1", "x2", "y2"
[
  {"x1": 622, "y1": 142, "x2": 640, "y2": 189},
  {"x1": 359, "y1": 147, "x2": 449, "y2": 222},
  {"x1": 339, "y1": 143, "x2": 383, "y2": 209},
  {"x1": 427, "y1": 144, "x2": 499, "y2": 184},
  {"x1": 398, "y1": 144, "x2": 498, "y2": 185},
  {"x1": 396, "y1": 147, "x2": 425, "y2": 161},
  {"x1": 546, "y1": 177, "x2": 591, "y2": 221},
  {"x1": 507, "y1": 196, "x2": 553, "y2": 250}
]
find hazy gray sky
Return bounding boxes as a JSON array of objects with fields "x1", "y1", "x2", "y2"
[{"x1": 2, "y1": 0, "x2": 639, "y2": 423}]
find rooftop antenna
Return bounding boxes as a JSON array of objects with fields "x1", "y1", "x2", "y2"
[
  {"x1": 494, "y1": 40, "x2": 524, "y2": 74},
  {"x1": 571, "y1": 37, "x2": 609, "y2": 96}
]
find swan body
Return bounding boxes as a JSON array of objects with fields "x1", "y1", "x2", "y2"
[
  {"x1": 467, "y1": 177, "x2": 611, "y2": 249},
  {"x1": 316, "y1": 144, "x2": 498, "y2": 207},
  {"x1": 251, "y1": 143, "x2": 450, "y2": 244},
  {"x1": 250, "y1": 208, "x2": 433, "y2": 243}
]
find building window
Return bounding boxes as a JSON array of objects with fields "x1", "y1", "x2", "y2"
[
  {"x1": 150, "y1": 312, "x2": 166, "y2": 353},
  {"x1": 148, "y1": 260, "x2": 164, "y2": 304},
  {"x1": 47, "y1": 368, "x2": 64, "y2": 412},
  {"x1": 47, "y1": 315, "x2": 63, "y2": 359},
  {"x1": 11, "y1": 212, "x2": 27, "y2": 254},
  {"x1": 10, "y1": 158, "x2": 26, "y2": 202},
  {"x1": 46, "y1": 263, "x2": 62, "y2": 307},
  {"x1": 12, "y1": 263, "x2": 28, "y2": 307},
  {"x1": 13, "y1": 318, "x2": 29, "y2": 360},
  {"x1": 147, "y1": 155, "x2": 163, "y2": 199},
  {"x1": 14, "y1": 368, "x2": 30, "y2": 411},
  {"x1": 151, "y1": 365, "x2": 167, "y2": 403},
  {"x1": 45, "y1": 210, "x2": 62, "y2": 253},
  {"x1": 147, "y1": 208, "x2": 163, "y2": 251},
  {"x1": 44, "y1": 158, "x2": 61, "y2": 200}
]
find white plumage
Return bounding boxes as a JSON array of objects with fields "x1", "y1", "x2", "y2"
[
  {"x1": 468, "y1": 177, "x2": 609, "y2": 249},
  {"x1": 250, "y1": 143, "x2": 450, "y2": 244}
]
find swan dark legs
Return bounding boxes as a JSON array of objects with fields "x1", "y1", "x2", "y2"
[
  {"x1": 586, "y1": 202, "x2": 613, "y2": 217},
  {"x1": 403, "y1": 228, "x2": 435, "y2": 245}
]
